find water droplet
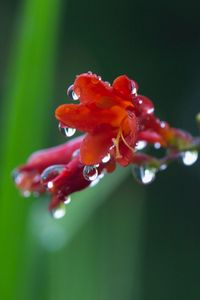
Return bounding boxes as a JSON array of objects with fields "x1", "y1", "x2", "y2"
[
  {"x1": 83, "y1": 165, "x2": 98, "y2": 181},
  {"x1": 47, "y1": 181, "x2": 54, "y2": 190},
  {"x1": 51, "y1": 203, "x2": 66, "y2": 219},
  {"x1": 41, "y1": 165, "x2": 65, "y2": 187},
  {"x1": 160, "y1": 121, "x2": 166, "y2": 128},
  {"x1": 72, "y1": 149, "x2": 80, "y2": 158},
  {"x1": 182, "y1": 150, "x2": 198, "y2": 166},
  {"x1": 64, "y1": 196, "x2": 71, "y2": 205},
  {"x1": 154, "y1": 142, "x2": 161, "y2": 149},
  {"x1": 135, "y1": 140, "x2": 147, "y2": 150},
  {"x1": 87, "y1": 71, "x2": 93, "y2": 75},
  {"x1": 98, "y1": 76, "x2": 102, "y2": 81},
  {"x1": 105, "y1": 81, "x2": 111, "y2": 86},
  {"x1": 159, "y1": 164, "x2": 167, "y2": 171},
  {"x1": 132, "y1": 165, "x2": 156, "y2": 185},
  {"x1": 147, "y1": 107, "x2": 154, "y2": 114},
  {"x1": 67, "y1": 84, "x2": 79, "y2": 100},
  {"x1": 12, "y1": 169, "x2": 24, "y2": 185},
  {"x1": 21, "y1": 190, "x2": 31, "y2": 198},
  {"x1": 102, "y1": 153, "x2": 111, "y2": 163},
  {"x1": 59, "y1": 123, "x2": 76, "y2": 137},
  {"x1": 131, "y1": 83, "x2": 137, "y2": 95},
  {"x1": 90, "y1": 172, "x2": 105, "y2": 187},
  {"x1": 134, "y1": 96, "x2": 154, "y2": 115}
]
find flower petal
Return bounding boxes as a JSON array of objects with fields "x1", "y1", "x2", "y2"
[
  {"x1": 112, "y1": 75, "x2": 138, "y2": 99},
  {"x1": 55, "y1": 103, "x2": 127, "y2": 133},
  {"x1": 80, "y1": 131, "x2": 115, "y2": 165}
]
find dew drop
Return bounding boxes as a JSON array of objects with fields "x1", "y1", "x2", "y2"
[
  {"x1": 51, "y1": 203, "x2": 66, "y2": 219},
  {"x1": 12, "y1": 169, "x2": 25, "y2": 185},
  {"x1": 21, "y1": 190, "x2": 31, "y2": 198},
  {"x1": 41, "y1": 165, "x2": 65, "y2": 187},
  {"x1": 47, "y1": 181, "x2": 54, "y2": 190},
  {"x1": 159, "y1": 164, "x2": 167, "y2": 171},
  {"x1": 182, "y1": 150, "x2": 198, "y2": 166},
  {"x1": 72, "y1": 149, "x2": 80, "y2": 159},
  {"x1": 59, "y1": 123, "x2": 76, "y2": 137},
  {"x1": 102, "y1": 153, "x2": 111, "y2": 163},
  {"x1": 90, "y1": 172, "x2": 105, "y2": 187},
  {"x1": 131, "y1": 83, "x2": 137, "y2": 95},
  {"x1": 66, "y1": 84, "x2": 79, "y2": 100},
  {"x1": 135, "y1": 140, "x2": 147, "y2": 150},
  {"x1": 105, "y1": 81, "x2": 111, "y2": 86},
  {"x1": 147, "y1": 107, "x2": 154, "y2": 114},
  {"x1": 160, "y1": 121, "x2": 166, "y2": 128},
  {"x1": 154, "y1": 142, "x2": 161, "y2": 149},
  {"x1": 87, "y1": 71, "x2": 93, "y2": 75},
  {"x1": 132, "y1": 165, "x2": 156, "y2": 185},
  {"x1": 98, "y1": 76, "x2": 102, "y2": 81},
  {"x1": 64, "y1": 196, "x2": 71, "y2": 205},
  {"x1": 83, "y1": 165, "x2": 98, "y2": 181}
]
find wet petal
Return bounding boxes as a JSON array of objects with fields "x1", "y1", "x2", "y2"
[
  {"x1": 73, "y1": 73, "x2": 113, "y2": 104},
  {"x1": 137, "y1": 130, "x2": 166, "y2": 146},
  {"x1": 112, "y1": 75, "x2": 138, "y2": 98},
  {"x1": 55, "y1": 103, "x2": 127, "y2": 132},
  {"x1": 80, "y1": 132, "x2": 115, "y2": 165}
]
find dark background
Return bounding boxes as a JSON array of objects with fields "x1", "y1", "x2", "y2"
[{"x1": 0, "y1": 1, "x2": 200, "y2": 299}]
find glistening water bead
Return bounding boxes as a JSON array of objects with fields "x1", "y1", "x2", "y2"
[
  {"x1": 135, "y1": 140, "x2": 147, "y2": 151},
  {"x1": 132, "y1": 165, "x2": 156, "y2": 185},
  {"x1": 41, "y1": 165, "x2": 65, "y2": 187},
  {"x1": 51, "y1": 203, "x2": 66, "y2": 219},
  {"x1": 83, "y1": 165, "x2": 98, "y2": 181},
  {"x1": 181, "y1": 150, "x2": 198, "y2": 166},
  {"x1": 67, "y1": 84, "x2": 79, "y2": 100},
  {"x1": 102, "y1": 153, "x2": 111, "y2": 163},
  {"x1": 58, "y1": 123, "x2": 76, "y2": 137}
]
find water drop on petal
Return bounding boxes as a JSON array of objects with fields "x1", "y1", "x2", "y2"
[
  {"x1": 51, "y1": 203, "x2": 66, "y2": 219},
  {"x1": 182, "y1": 151, "x2": 198, "y2": 166},
  {"x1": 135, "y1": 140, "x2": 147, "y2": 150},
  {"x1": 154, "y1": 142, "x2": 161, "y2": 149},
  {"x1": 132, "y1": 165, "x2": 156, "y2": 185},
  {"x1": 102, "y1": 153, "x2": 111, "y2": 163},
  {"x1": 59, "y1": 123, "x2": 76, "y2": 137},
  {"x1": 67, "y1": 84, "x2": 79, "y2": 100},
  {"x1": 90, "y1": 172, "x2": 105, "y2": 187},
  {"x1": 83, "y1": 165, "x2": 98, "y2": 181},
  {"x1": 105, "y1": 81, "x2": 111, "y2": 86},
  {"x1": 47, "y1": 181, "x2": 54, "y2": 190},
  {"x1": 64, "y1": 196, "x2": 71, "y2": 205},
  {"x1": 41, "y1": 165, "x2": 65, "y2": 187},
  {"x1": 147, "y1": 107, "x2": 154, "y2": 114},
  {"x1": 160, "y1": 121, "x2": 166, "y2": 128},
  {"x1": 72, "y1": 149, "x2": 80, "y2": 159},
  {"x1": 131, "y1": 83, "x2": 137, "y2": 95}
]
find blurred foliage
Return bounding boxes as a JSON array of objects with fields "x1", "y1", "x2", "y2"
[{"x1": 0, "y1": 0, "x2": 200, "y2": 300}]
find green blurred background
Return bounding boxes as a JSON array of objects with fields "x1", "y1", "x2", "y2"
[{"x1": 0, "y1": 1, "x2": 200, "y2": 299}]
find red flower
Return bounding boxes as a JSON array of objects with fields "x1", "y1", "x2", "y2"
[
  {"x1": 13, "y1": 72, "x2": 199, "y2": 215},
  {"x1": 56, "y1": 73, "x2": 139, "y2": 166},
  {"x1": 13, "y1": 136, "x2": 115, "y2": 212}
]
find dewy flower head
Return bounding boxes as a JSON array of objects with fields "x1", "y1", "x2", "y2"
[
  {"x1": 12, "y1": 72, "x2": 200, "y2": 217},
  {"x1": 55, "y1": 72, "x2": 140, "y2": 166}
]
